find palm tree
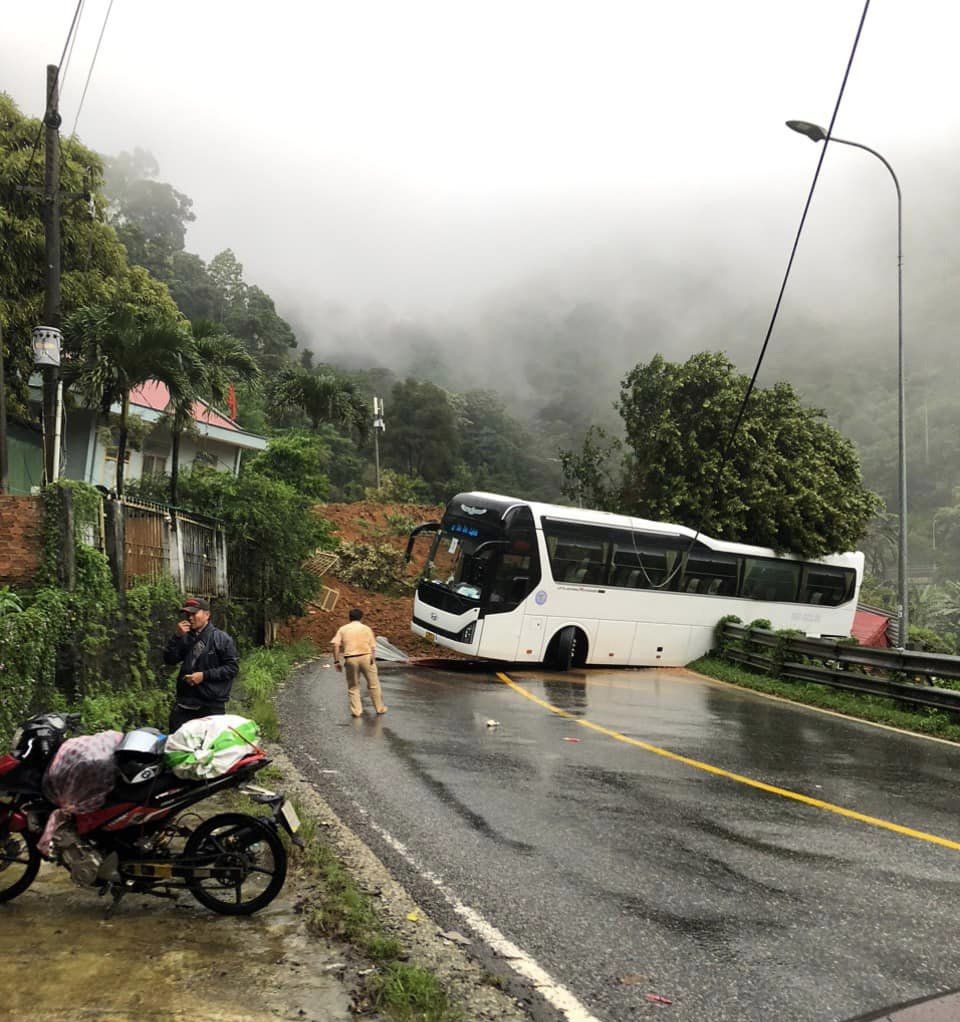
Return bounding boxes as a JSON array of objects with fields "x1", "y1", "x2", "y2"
[
  {"x1": 861, "y1": 511, "x2": 899, "y2": 579},
  {"x1": 65, "y1": 304, "x2": 192, "y2": 497},
  {"x1": 269, "y1": 364, "x2": 368, "y2": 438},
  {"x1": 926, "y1": 580, "x2": 960, "y2": 634},
  {"x1": 167, "y1": 321, "x2": 259, "y2": 505}
]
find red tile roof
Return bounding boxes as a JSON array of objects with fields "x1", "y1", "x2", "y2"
[{"x1": 130, "y1": 380, "x2": 241, "y2": 432}]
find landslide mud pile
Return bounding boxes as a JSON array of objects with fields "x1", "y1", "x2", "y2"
[{"x1": 279, "y1": 501, "x2": 463, "y2": 659}]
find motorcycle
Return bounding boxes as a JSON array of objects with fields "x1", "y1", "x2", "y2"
[{"x1": 0, "y1": 712, "x2": 301, "y2": 916}]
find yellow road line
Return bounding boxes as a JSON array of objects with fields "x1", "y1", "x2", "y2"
[{"x1": 496, "y1": 671, "x2": 960, "y2": 853}]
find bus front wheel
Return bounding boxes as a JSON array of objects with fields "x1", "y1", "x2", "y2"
[{"x1": 550, "y1": 626, "x2": 584, "y2": 671}]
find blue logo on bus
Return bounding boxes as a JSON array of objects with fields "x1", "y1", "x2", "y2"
[
  {"x1": 535, "y1": 590, "x2": 548, "y2": 605},
  {"x1": 450, "y1": 522, "x2": 480, "y2": 538}
]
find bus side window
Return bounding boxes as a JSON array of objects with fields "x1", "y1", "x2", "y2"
[
  {"x1": 543, "y1": 521, "x2": 609, "y2": 585},
  {"x1": 682, "y1": 551, "x2": 739, "y2": 596},
  {"x1": 741, "y1": 557, "x2": 800, "y2": 602},
  {"x1": 801, "y1": 566, "x2": 854, "y2": 606}
]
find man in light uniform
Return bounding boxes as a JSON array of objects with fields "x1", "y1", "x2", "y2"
[{"x1": 332, "y1": 608, "x2": 387, "y2": 718}]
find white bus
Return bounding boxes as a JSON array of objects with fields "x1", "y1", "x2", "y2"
[{"x1": 407, "y1": 491, "x2": 863, "y2": 669}]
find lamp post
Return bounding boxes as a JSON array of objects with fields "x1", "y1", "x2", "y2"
[
  {"x1": 32, "y1": 325, "x2": 64, "y2": 483},
  {"x1": 786, "y1": 119, "x2": 908, "y2": 645}
]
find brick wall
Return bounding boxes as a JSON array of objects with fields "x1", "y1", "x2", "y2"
[{"x1": 0, "y1": 496, "x2": 43, "y2": 586}]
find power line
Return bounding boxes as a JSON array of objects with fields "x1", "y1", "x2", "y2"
[
  {"x1": 630, "y1": 0, "x2": 873, "y2": 590},
  {"x1": 71, "y1": 0, "x2": 115, "y2": 138},
  {"x1": 707, "y1": 0, "x2": 873, "y2": 508},
  {"x1": 58, "y1": 0, "x2": 87, "y2": 97},
  {"x1": 56, "y1": 0, "x2": 86, "y2": 78},
  {"x1": 17, "y1": 0, "x2": 85, "y2": 190}
]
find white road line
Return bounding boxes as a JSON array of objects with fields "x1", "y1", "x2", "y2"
[{"x1": 364, "y1": 816, "x2": 604, "y2": 1022}]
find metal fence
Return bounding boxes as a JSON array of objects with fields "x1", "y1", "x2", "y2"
[
  {"x1": 719, "y1": 621, "x2": 960, "y2": 714},
  {"x1": 116, "y1": 497, "x2": 227, "y2": 597},
  {"x1": 179, "y1": 512, "x2": 218, "y2": 595},
  {"x1": 123, "y1": 500, "x2": 169, "y2": 584}
]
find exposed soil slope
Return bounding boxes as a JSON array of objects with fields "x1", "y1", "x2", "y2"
[{"x1": 279, "y1": 502, "x2": 462, "y2": 658}]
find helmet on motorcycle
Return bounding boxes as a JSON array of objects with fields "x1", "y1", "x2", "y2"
[
  {"x1": 14, "y1": 713, "x2": 70, "y2": 768},
  {"x1": 114, "y1": 728, "x2": 166, "y2": 785}
]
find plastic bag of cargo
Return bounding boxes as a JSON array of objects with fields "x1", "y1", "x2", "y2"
[
  {"x1": 38, "y1": 731, "x2": 124, "y2": 855},
  {"x1": 164, "y1": 714, "x2": 262, "y2": 780}
]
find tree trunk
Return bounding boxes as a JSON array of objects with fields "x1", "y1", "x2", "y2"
[
  {"x1": 116, "y1": 393, "x2": 129, "y2": 497},
  {"x1": 170, "y1": 421, "x2": 182, "y2": 506}
]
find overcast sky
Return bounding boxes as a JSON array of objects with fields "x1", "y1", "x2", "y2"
[{"x1": 5, "y1": 2, "x2": 960, "y2": 352}]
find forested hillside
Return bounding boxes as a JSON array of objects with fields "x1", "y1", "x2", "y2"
[
  {"x1": 7, "y1": 80, "x2": 960, "y2": 647},
  {"x1": 96, "y1": 136, "x2": 960, "y2": 595}
]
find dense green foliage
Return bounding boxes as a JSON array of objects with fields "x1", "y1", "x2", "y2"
[
  {"x1": 244, "y1": 430, "x2": 330, "y2": 500},
  {"x1": 0, "y1": 95, "x2": 179, "y2": 417},
  {"x1": 562, "y1": 352, "x2": 881, "y2": 557},
  {"x1": 103, "y1": 152, "x2": 296, "y2": 373},
  {"x1": 169, "y1": 466, "x2": 333, "y2": 620},
  {"x1": 0, "y1": 483, "x2": 180, "y2": 745},
  {"x1": 269, "y1": 363, "x2": 368, "y2": 437}
]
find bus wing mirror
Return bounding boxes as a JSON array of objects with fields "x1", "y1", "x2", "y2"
[{"x1": 405, "y1": 522, "x2": 440, "y2": 562}]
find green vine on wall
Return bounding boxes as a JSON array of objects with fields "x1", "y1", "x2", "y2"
[{"x1": 0, "y1": 482, "x2": 182, "y2": 745}]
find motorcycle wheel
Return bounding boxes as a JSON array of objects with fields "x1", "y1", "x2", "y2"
[
  {"x1": 0, "y1": 832, "x2": 40, "y2": 903},
  {"x1": 184, "y1": 813, "x2": 287, "y2": 916}
]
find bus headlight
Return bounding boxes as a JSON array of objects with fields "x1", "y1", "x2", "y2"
[{"x1": 458, "y1": 622, "x2": 476, "y2": 643}]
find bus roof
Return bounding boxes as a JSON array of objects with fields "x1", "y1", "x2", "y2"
[{"x1": 448, "y1": 492, "x2": 863, "y2": 569}]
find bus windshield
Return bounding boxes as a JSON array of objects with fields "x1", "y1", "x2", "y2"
[
  {"x1": 416, "y1": 504, "x2": 541, "y2": 616},
  {"x1": 421, "y1": 530, "x2": 498, "y2": 602}
]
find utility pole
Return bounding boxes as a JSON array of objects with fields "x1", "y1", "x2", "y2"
[
  {"x1": 372, "y1": 396, "x2": 385, "y2": 489},
  {"x1": 41, "y1": 63, "x2": 62, "y2": 485}
]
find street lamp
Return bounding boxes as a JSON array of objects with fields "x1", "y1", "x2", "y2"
[
  {"x1": 786, "y1": 119, "x2": 908, "y2": 645},
  {"x1": 32, "y1": 325, "x2": 64, "y2": 483}
]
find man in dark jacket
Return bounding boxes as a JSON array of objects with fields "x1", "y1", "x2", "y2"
[{"x1": 164, "y1": 597, "x2": 240, "y2": 733}]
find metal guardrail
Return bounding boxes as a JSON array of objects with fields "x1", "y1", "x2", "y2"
[{"x1": 720, "y1": 623, "x2": 960, "y2": 714}]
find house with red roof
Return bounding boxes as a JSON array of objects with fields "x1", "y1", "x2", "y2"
[{"x1": 16, "y1": 378, "x2": 267, "y2": 495}]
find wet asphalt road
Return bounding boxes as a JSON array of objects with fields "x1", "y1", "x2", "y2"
[{"x1": 279, "y1": 662, "x2": 960, "y2": 1022}]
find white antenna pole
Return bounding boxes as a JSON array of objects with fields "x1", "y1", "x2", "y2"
[{"x1": 373, "y1": 396, "x2": 384, "y2": 490}]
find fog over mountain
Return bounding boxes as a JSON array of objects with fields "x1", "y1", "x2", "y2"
[{"x1": 7, "y1": 0, "x2": 960, "y2": 506}]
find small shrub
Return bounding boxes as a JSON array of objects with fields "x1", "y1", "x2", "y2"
[
  {"x1": 369, "y1": 962, "x2": 459, "y2": 1022},
  {"x1": 337, "y1": 541, "x2": 412, "y2": 594},
  {"x1": 364, "y1": 470, "x2": 431, "y2": 504},
  {"x1": 907, "y1": 625, "x2": 956, "y2": 655},
  {"x1": 0, "y1": 586, "x2": 23, "y2": 618},
  {"x1": 384, "y1": 511, "x2": 419, "y2": 536},
  {"x1": 82, "y1": 688, "x2": 172, "y2": 733}
]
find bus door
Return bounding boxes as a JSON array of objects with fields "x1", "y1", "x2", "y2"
[{"x1": 482, "y1": 509, "x2": 542, "y2": 661}]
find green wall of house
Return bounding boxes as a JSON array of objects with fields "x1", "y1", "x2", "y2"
[{"x1": 5, "y1": 423, "x2": 42, "y2": 495}]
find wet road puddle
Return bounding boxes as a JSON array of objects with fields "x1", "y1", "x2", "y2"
[{"x1": 0, "y1": 863, "x2": 353, "y2": 1022}]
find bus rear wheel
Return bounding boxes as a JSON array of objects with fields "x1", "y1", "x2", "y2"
[{"x1": 550, "y1": 626, "x2": 584, "y2": 671}]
